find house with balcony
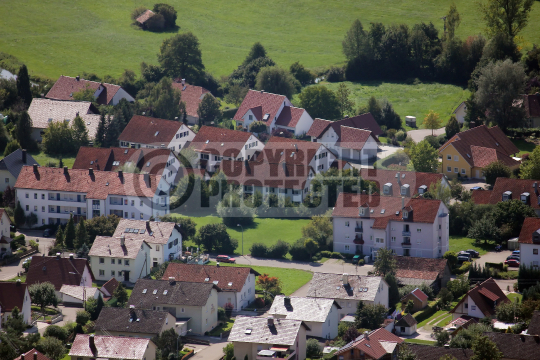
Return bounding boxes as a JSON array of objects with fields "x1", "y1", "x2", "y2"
[
  {"x1": 228, "y1": 315, "x2": 308, "y2": 360},
  {"x1": 128, "y1": 278, "x2": 219, "y2": 335},
  {"x1": 233, "y1": 90, "x2": 314, "y2": 136},
  {"x1": 332, "y1": 193, "x2": 449, "y2": 258},
  {"x1": 118, "y1": 115, "x2": 195, "y2": 152},
  {"x1": 450, "y1": 278, "x2": 509, "y2": 320},
  {"x1": 518, "y1": 217, "x2": 540, "y2": 269},
  {"x1": 189, "y1": 126, "x2": 264, "y2": 172},
  {"x1": 15, "y1": 165, "x2": 170, "y2": 226}
]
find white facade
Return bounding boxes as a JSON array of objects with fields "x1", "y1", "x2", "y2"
[
  {"x1": 238, "y1": 100, "x2": 290, "y2": 133},
  {"x1": 334, "y1": 284, "x2": 389, "y2": 319},
  {"x1": 306, "y1": 145, "x2": 336, "y2": 174},
  {"x1": 520, "y1": 243, "x2": 540, "y2": 269},
  {"x1": 110, "y1": 87, "x2": 135, "y2": 105},
  {"x1": 120, "y1": 124, "x2": 195, "y2": 153},
  {"x1": 333, "y1": 202, "x2": 450, "y2": 259},
  {"x1": 219, "y1": 272, "x2": 257, "y2": 311},
  {"x1": 196, "y1": 134, "x2": 264, "y2": 172},
  {"x1": 315, "y1": 127, "x2": 379, "y2": 162},
  {"x1": 151, "y1": 227, "x2": 182, "y2": 267},
  {"x1": 90, "y1": 241, "x2": 152, "y2": 283},
  {"x1": 0, "y1": 286, "x2": 31, "y2": 326},
  {"x1": 453, "y1": 102, "x2": 467, "y2": 124}
]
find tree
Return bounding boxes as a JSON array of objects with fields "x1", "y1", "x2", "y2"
[
  {"x1": 143, "y1": 77, "x2": 182, "y2": 120},
  {"x1": 405, "y1": 300, "x2": 415, "y2": 314},
  {"x1": 244, "y1": 42, "x2": 268, "y2": 65},
  {"x1": 479, "y1": 0, "x2": 534, "y2": 38},
  {"x1": 16, "y1": 64, "x2": 32, "y2": 106},
  {"x1": 85, "y1": 215, "x2": 121, "y2": 244},
  {"x1": 74, "y1": 218, "x2": 88, "y2": 249},
  {"x1": 224, "y1": 84, "x2": 249, "y2": 106},
  {"x1": 76, "y1": 310, "x2": 90, "y2": 327},
  {"x1": 158, "y1": 32, "x2": 205, "y2": 81},
  {"x1": 256, "y1": 273, "x2": 282, "y2": 300},
  {"x1": 114, "y1": 283, "x2": 129, "y2": 307},
  {"x1": 14, "y1": 201, "x2": 25, "y2": 228},
  {"x1": 298, "y1": 85, "x2": 340, "y2": 120},
  {"x1": 16, "y1": 111, "x2": 36, "y2": 151},
  {"x1": 76, "y1": 243, "x2": 90, "y2": 260},
  {"x1": 302, "y1": 215, "x2": 333, "y2": 249},
  {"x1": 255, "y1": 66, "x2": 297, "y2": 99},
  {"x1": 336, "y1": 83, "x2": 355, "y2": 118},
  {"x1": 355, "y1": 302, "x2": 388, "y2": 330},
  {"x1": 197, "y1": 94, "x2": 221, "y2": 126},
  {"x1": 54, "y1": 227, "x2": 64, "y2": 248},
  {"x1": 248, "y1": 121, "x2": 268, "y2": 134},
  {"x1": 71, "y1": 115, "x2": 89, "y2": 149},
  {"x1": 342, "y1": 326, "x2": 359, "y2": 343},
  {"x1": 37, "y1": 336, "x2": 66, "y2": 360},
  {"x1": 72, "y1": 85, "x2": 96, "y2": 102},
  {"x1": 306, "y1": 339, "x2": 322, "y2": 358},
  {"x1": 42, "y1": 121, "x2": 75, "y2": 155},
  {"x1": 152, "y1": 328, "x2": 180, "y2": 360},
  {"x1": 424, "y1": 110, "x2": 441, "y2": 136},
  {"x1": 95, "y1": 113, "x2": 107, "y2": 147},
  {"x1": 153, "y1": 3, "x2": 177, "y2": 29},
  {"x1": 474, "y1": 59, "x2": 526, "y2": 130},
  {"x1": 438, "y1": 288, "x2": 454, "y2": 308},
  {"x1": 520, "y1": 145, "x2": 540, "y2": 180},
  {"x1": 492, "y1": 199, "x2": 536, "y2": 237},
  {"x1": 483, "y1": 161, "x2": 511, "y2": 186},
  {"x1": 5, "y1": 307, "x2": 26, "y2": 334},
  {"x1": 444, "y1": 251, "x2": 458, "y2": 268},
  {"x1": 398, "y1": 343, "x2": 417, "y2": 360},
  {"x1": 409, "y1": 140, "x2": 439, "y2": 173},
  {"x1": 445, "y1": 115, "x2": 460, "y2": 139},
  {"x1": 44, "y1": 325, "x2": 69, "y2": 342},
  {"x1": 436, "y1": 330, "x2": 451, "y2": 346},
  {"x1": 304, "y1": 238, "x2": 318, "y2": 259},
  {"x1": 4, "y1": 139, "x2": 20, "y2": 157},
  {"x1": 374, "y1": 248, "x2": 396, "y2": 276},
  {"x1": 471, "y1": 336, "x2": 502, "y2": 360},
  {"x1": 468, "y1": 215, "x2": 500, "y2": 244},
  {"x1": 289, "y1": 62, "x2": 314, "y2": 86},
  {"x1": 342, "y1": 19, "x2": 367, "y2": 61},
  {"x1": 29, "y1": 282, "x2": 58, "y2": 313},
  {"x1": 223, "y1": 343, "x2": 235, "y2": 360},
  {"x1": 495, "y1": 299, "x2": 521, "y2": 322},
  {"x1": 427, "y1": 180, "x2": 453, "y2": 207},
  {"x1": 64, "y1": 214, "x2": 76, "y2": 249},
  {"x1": 446, "y1": 3, "x2": 461, "y2": 41},
  {"x1": 3, "y1": 185, "x2": 15, "y2": 208},
  {"x1": 385, "y1": 272, "x2": 401, "y2": 307}
]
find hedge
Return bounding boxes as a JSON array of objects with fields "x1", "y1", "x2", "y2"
[
  {"x1": 454, "y1": 261, "x2": 471, "y2": 275},
  {"x1": 485, "y1": 262, "x2": 504, "y2": 271},
  {"x1": 508, "y1": 127, "x2": 540, "y2": 138},
  {"x1": 413, "y1": 302, "x2": 438, "y2": 324}
]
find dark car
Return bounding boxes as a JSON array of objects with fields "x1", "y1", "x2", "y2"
[
  {"x1": 43, "y1": 228, "x2": 52, "y2": 237},
  {"x1": 470, "y1": 186, "x2": 483, "y2": 191},
  {"x1": 506, "y1": 255, "x2": 520, "y2": 261},
  {"x1": 457, "y1": 253, "x2": 471, "y2": 262},
  {"x1": 464, "y1": 249, "x2": 480, "y2": 258},
  {"x1": 216, "y1": 255, "x2": 236, "y2": 263},
  {"x1": 505, "y1": 259, "x2": 520, "y2": 267}
]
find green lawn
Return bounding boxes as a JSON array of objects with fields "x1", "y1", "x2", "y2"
[
  {"x1": 168, "y1": 215, "x2": 310, "y2": 256},
  {"x1": 1, "y1": 0, "x2": 540, "y2": 80},
  {"x1": 507, "y1": 293, "x2": 523, "y2": 303},
  {"x1": 404, "y1": 339, "x2": 436, "y2": 346},
  {"x1": 512, "y1": 139, "x2": 537, "y2": 157},
  {"x1": 208, "y1": 318, "x2": 235, "y2": 336},
  {"x1": 449, "y1": 236, "x2": 496, "y2": 256},
  {"x1": 0, "y1": 151, "x2": 76, "y2": 169},
  {"x1": 436, "y1": 314, "x2": 453, "y2": 327}
]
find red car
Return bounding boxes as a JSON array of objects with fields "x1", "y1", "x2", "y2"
[
  {"x1": 505, "y1": 259, "x2": 520, "y2": 267},
  {"x1": 216, "y1": 255, "x2": 236, "y2": 263}
]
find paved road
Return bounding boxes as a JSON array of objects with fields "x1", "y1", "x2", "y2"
[
  {"x1": 190, "y1": 340, "x2": 229, "y2": 360},
  {"x1": 407, "y1": 127, "x2": 446, "y2": 143}
]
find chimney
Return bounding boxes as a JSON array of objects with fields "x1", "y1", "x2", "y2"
[
  {"x1": 267, "y1": 316, "x2": 274, "y2": 326},
  {"x1": 146, "y1": 220, "x2": 151, "y2": 234},
  {"x1": 118, "y1": 170, "x2": 123, "y2": 179},
  {"x1": 33, "y1": 164, "x2": 38, "y2": 173},
  {"x1": 89, "y1": 334, "x2": 96, "y2": 355},
  {"x1": 168, "y1": 277, "x2": 176, "y2": 285},
  {"x1": 64, "y1": 166, "x2": 69, "y2": 176},
  {"x1": 402, "y1": 196, "x2": 405, "y2": 209},
  {"x1": 76, "y1": 75, "x2": 80, "y2": 81},
  {"x1": 534, "y1": 182, "x2": 538, "y2": 195},
  {"x1": 33, "y1": 353, "x2": 38, "y2": 360},
  {"x1": 16, "y1": 279, "x2": 21, "y2": 285},
  {"x1": 129, "y1": 305, "x2": 135, "y2": 309},
  {"x1": 397, "y1": 172, "x2": 401, "y2": 185},
  {"x1": 182, "y1": 78, "x2": 185, "y2": 85},
  {"x1": 69, "y1": 253, "x2": 74, "y2": 260},
  {"x1": 120, "y1": 235, "x2": 125, "y2": 246},
  {"x1": 260, "y1": 90, "x2": 264, "y2": 93},
  {"x1": 21, "y1": 354, "x2": 25, "y2": 360},
  {"x1": 364, "y1": 330, "x2": 369, "y2": 340},
  {"x1": 22, "y1": 149, "x2": 27, "y2": 163},
  {"x1": 342, "y1": 273, "x2": 349, "y2": 286},
  {"x1": 56, "y1": 253, "x2": 61, "y2": 259},
  {"x1": 284, "y1": 297, "x2": 291, "y2": 307},
  {"x1": 89, "y1": 168, "x2": 94, "y2": 176},
  {"x1": 216, "y1": 262, "x2": 220, "y2": 267}
]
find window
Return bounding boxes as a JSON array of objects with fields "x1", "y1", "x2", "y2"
[
  {"x1": 34, "y1": 206, "x2": 37, "y2": 211},
  {"x1": 99, "y1": 258, "x2": 104, "y2": 264},
  {"x1": 439, "y1": 224, "x2": 441, "y2": 230},
  {"x1": 454, "y1": 155, "x2": 458, "y2": 161},
  {"x1": 4, "y1": 178, "x2": 8, "y2": 183},
  {"x1": 26, "y1": 205, "x2": 29, "y2": 211},
  {"x1": 249, "y1": 115, "x2": 253, "y2": 120},
  {"x1": 471, "y1": 305, "x2": 476, "y2": 310},
  {"x1": 25, "y1": 193, "x2": 29, "y2": 198},
  {"x1": 465, "y1": 303, "x2": 468, "y2": 309},
  {"x1": 111, "y1": 259, "x2": 115, "y2": 264},
  {"x1": 111, "y1": 270, "x2": 115, "y2": 276},
  {"x1": 181, "y1": 308, "x2": 185, "y2": 313},
  {"x1": 125, "y1": 260, "x2": 130, "y2": 265},
  {"x1": 417, "y1": 229, "x2": 421, "y2": 233},
  {"x1": 391, "y1": 236, "x2": 396, "y2": 242},
  {"x1": 140, "y1": 200, "x2": 143, "y2": 206},
  {"x1": 461, "y1": 168, "x2": 466, "y2": 174},
  {"x1": 535, "y1": 249, "x2": 539, "y2": 255},
  {"x1": 41, "y1": 194, "x2": 45, "y2": 199},
  {"x1": 34, "y1": 193, "x2": 37, "y2": 199},
  {"x1": 345, "y1": 221, "x2": 349, "y2": 227},
  {"x1": 124, "y1": 212, "x2": 128, "y2": 218},
  {"x1": 454, "y1": 167, "x2": 458, "y2": 173},
  {"x1": 168, "y1": 242, "x2": 172, "y2": 249},
  {"x1": 131, "y1": 212, "x2": 135, "y2": 218},
  {"x1": 156, "y1": 245, "x2": 160, "y2": 251},
  {"x1": 99, "y1": 270, "x2": 104, "y2": 276},
  {"x1": 118, "y1": 259, "x2": 122, "y2": 265},
  {"x1": 344, "y1": 245, "x2": 350, "y2": 251},
  {"x1": 447, "y1": 166, "x2": 451, "y2": 172},
  {"x1": 140, "y1": 213, "x2": 144, "y2": 219},
  {"x1": 447, "y1": 155, "x2": 451, "y2": 160}
]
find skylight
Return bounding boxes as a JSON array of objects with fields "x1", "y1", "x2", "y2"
[
  {"x1": 155, "y1": 131, "x2": 159, "y2": 136},
  {"x1": 143, "y1": 289, "x2": 147, "y2": 294},
  {"x1": 380, "y1": 209, "x2": 385, "y2": 214},
  {"x1": 153, "y1": 290, "x2": 158, "y2": 294},
  {"x1": 213, "y1": 280, "x2": 219, "y2": 285},
  {"x1": 204, "y1": 278, "x2": 210, "y2": 282},
  {"x1": 90, "y1": 161, "x2": 94, "y2": 165},
  {"x1": 228, "y1": 282, "x2": 233, "y2": 286},
  {"x1": 146, "y1": 162, "x2": 151, "y2": 167},
  {"x1": 163, "y1": 290, "x2": 168, "y2": 295},
  {"x1": 206, "y1": 140, "x2": 209, "y2": 144},
  {"x1": 124, "y1": 149, "x2": 128, "y2": 154},
  {"x1": 133, "y1": 229, "x2": 139, "y2": 234}
]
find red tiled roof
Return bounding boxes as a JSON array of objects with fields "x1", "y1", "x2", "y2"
[
  {"x1": 359, "y1": 169, "x2": 445, "y2": 197},
  {"x1": 189, "y1": 126, "x2": 254, "y2": 157},
  {"x1": 118, "y1": 115, "x2": 184, "y2": 146},
  {"x1": 233, "y1": 90, "x2": 288, "y2": 125},
  {"x1": 340, "y1": 126, "x2": 380, "y2": 151},
  {"x1": 275, "y1": 106, "x2": 306, "y2": 128},
  {"x1": 171, "y1": 81, "x2": 211, "y2": 118},
  {"x1": 97, "y1": 83, "x2": 122, "y2": 105},
  {"x1": 488, "y1": 177, "x2": 540, "y2": 209},
  {"x1": 15, "y1": 166, "x2": 162, "y2": 200},
  {"x1": 395, "y1": 256, "x2": 449, "y2": 282},
  {"x1": 524, "y1": 94, "x2": 540, "y2": 118},
  {"x1": 335, "y1": 328, "x2": 403, "y2": 359},
  {"x1": 306, "y1": 118, "x2": 332, "y2": 138},
  {"x1": 478, "y1": 287, "x2": 500, "y2": 302},
  {"x1": 263, "y1": 136, "x2": 328, "y2": 164},
  {"x1": 102, "y1": 277, "x2": 120, "y2": 297},
  {"x1": 14, "y1": 349, "x2": 52, "y2": 360},
  {"x1": 45, "y1": 76, "x2": 122, "y2": 105},
  {"x1": 412, "y1": 288, "x2": 429, "y2": 302},
  {"x1": 470, "y1": 145, "x2": 520, "y2": 168},
  {"x1": 307, "y1": 113, "x2": 383, "y2": 139},
  {"x1": 162, "y1": 264, "x2": 259, "y2": 292},
  {"x1": 471, "y1": 189, "x2": 492, "y2": 205},
  {"x1": 0, "y1": 281, "x2": 27, "y2": 312},
  {"x1": 70, "y1": 334, "x2": 151, "y2": 360},
  {"x1": 136, "y1": 9, "x2": 154, "y2": 24},
  {"x1": 518, "y1": 217, "x2": 540, "y2": 244},
  {"x1": 26, "y1": 256, "x2": 94, "y2": 291},
  {"x1": 451, "y1": 278, "x2": 509, "y2": 317}
]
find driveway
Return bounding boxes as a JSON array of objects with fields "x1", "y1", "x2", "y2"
[
  {"x1": 408, "y1": 127, "x2": 445, "y2": 143},
  {"x1": 189, "y1": 339, "x2": 229, "y2": 360},
  {"x1": 473, "y1": 250, "x2": 513, "y2": 269}
]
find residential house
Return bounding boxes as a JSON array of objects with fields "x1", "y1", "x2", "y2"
[
  {"x1": 233, "y1": 90, "x2": 314, "y2": 135},
  {"x1": 162, "y1": 263, "x2": 258, "y2": 310},
  {"x1": 471, "y1": 178, "x2": 540, "y2": 216},
  {"x1": 89, "y1": 235, "x2": 152, "y2": 283},
  {"x1": 438, "y1": 125, "x2": 520, "y2": 179},
  {"x1": 228, "y1": 315, "x2": 308, "y2": 360},
  {"x1": 59, "y1": 285, "x2": 103, "y2": 306},
  {"x1": 171, "y1": 79, "x2": 213, "y2": 125},
  {"x1": 95, "y1": 307, "x2": 176, "y2": 338},
  {"x1": 394, "y1": 314, "x2": 417, "y2": 336},
  {"x1": 446, "y1": 317, "x2": 478, "y2": 337},
  {"x1": 128, "y1": 278, "x2": 219, "y2": 335},
  {"x1": 518, "y1": 217, "x2": 540, "y2": 269},
  {"x1": 113, "y1": 219, "x2": 183, "y2": 268},
  {"x1": 485, "y1": 332, "x2": 540, "y2": 360},
  {"x1": 453, "y1": 102, "x2": 467, "y2": 124},
  {"x1": 450, "y1": 278, "x2": 509, "y2": 320},
  {"x1": 523, "y1": 94, "x2": 540, "y2": 128},
  {"x1": 15, "y1": 165, "x2": 170, "y2": 226},
  {"x1": 269, "y1": 295, "x2": 341, "y2": 339},
  {"x1": 307, "y1": 113, "x2": 382, "y2": 162},
  {"x1": 14, "y1": 349, "x2": 53, "y2": 360},
  {"x1": 69, "y1": 334, "x2": 156, "y2": 360},
  {"x1": 118, "y1": 115, "x2": 195, "y2": 152},
  {"x1": 189, "y1": 126, "x2": 264, "y2": 172},
  {"x1": 0, "y1": 209, "x2": 13, "y2": 258},
  {"x1": 0, "y1": 281, "x2": 31, "y2": 325},
  {"x1": 46, "y1": 75, "x2": 135, "y2": 105},
  {"x1": 306, "y1": 273, "x2": 389, "y2": 319},
  {"x1": 0, "y1": 149, "x2": 39, "y2": 192},
  {"x1": 27, "y1": 98, "x2": 101, "y2": 142},
  {"x1": 26, "y1": 254, "x2": 94, "y2": 297},
  {"x1": 406, "y1": 344, "x2": 472, "y2": 360},
  {"x1": 358, "y1": 169, "x2": 450, "y2": 198},
  {"x1": 332, "y1": 193, "x2": 450, "y2": 258},
  {"x1": 334, "y1": 328, "x2": 403, "y2": 360},
  {"x1": 100, "y1": 277, "x2": 120, "y2": 299},
  {"x1": 400, "y1": 288, "x2": 429, "y2": 313},
  {"x1": 395, "y1": 256, "x2": 451, "y2": 290}
]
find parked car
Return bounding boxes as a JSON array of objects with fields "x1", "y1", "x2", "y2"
[
  {"x1": 470, "y1": 186, "x2": 483, "y2": 191},
  {"x1": 505, "y1": 259, "x2": 520, "y2": 267},
  {"x1": 495, "y1": 245, "x2": 502, "y2": 252},
  {"x1": 43, "y1": 228, "x2": 52, "y2": 237},
  {"x1": 216, "y1": 255, "x2": 236, "y2": 263},
  {"x1": 457, "y1": 252, "x2": 471, "y2": 262},
  {"x1": 506, "y1": 255, "x2": 520, "y2": 261},
  {"x1": 512, "y1": 250, "x2": 520, "y2": 256},
  {"x1": 464, "y1": 249, "x2": 480, "y2": 258}
]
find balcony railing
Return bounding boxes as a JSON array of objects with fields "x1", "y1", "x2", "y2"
[
  {"x1": 48, "y1": 196, "x2": 85, "y2": 203},
  {"x1": 355, "y1": 227, "x2": 363, "y2": 232},
  {"x1": 92, "y1": 205, "x2": 100, "y2": 210},
  {"x1": 402, "y1": 231, "x2": 411, "y2": 236},
  {"x1": 401, "y1": 242, "x2": 412, "y2": 247}
]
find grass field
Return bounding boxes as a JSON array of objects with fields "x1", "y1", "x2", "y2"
[
  {"x1": 403, "y1": 339, "x2": 436, "y2": 346},
  {"x1": 507, "y1": 293, "x2": 523, "y2": 303},
  {"x1": 449, "y1": 236, "x2": 496, "y2": 256},
  {"x1": 512, "y1": 139, "x2": 537, "y2": 156},
  {"x1": 1, "y1": 0, "x2": 540, "y2": 80}
]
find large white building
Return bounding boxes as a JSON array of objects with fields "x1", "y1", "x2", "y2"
[
  {"x1": 15, "y1": 165, "x2": 170, "y2": 226},
  {"x1": 518, "y1": 217, "x2": 540, "y2": 269},
  {"x1": 332, "y1": 193, "x2": 449, "y2": 258}
]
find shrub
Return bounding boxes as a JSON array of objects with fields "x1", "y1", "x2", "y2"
[
  {"x1": 131, "y1": 6, "x2": 147, "y2": 21},
  {"x1": 249, "y1": 120, "x2": 268, "y2": 134},
  {"x1": 331, "y1": 252, "x2": 343, "y2": 259},
  {"x1": 268, "y1": 240, "x2": 290, "y2": 259},
  {"x1": 455, "y1": 261, "x2": 472, "y2": 275},
  {"x1": 395, "y1": 130, "x2": 406, "y2": 141},
  {"x1": 253, "y1": 297, "x2": 265, "y2": 309},
  {"x1": 306, "y1": 339, "x2": 322, "y2": 358},
  {"x1": 387, "y1": 128, "x2": 397, "y2": 139},
  {"x1": 326, "y1": 67, "x2": 344, "y2": 82},
  {"x1": 250, "y1": 243, "x2": 268, "y2": 257},
  {"x1": 218, "y1": 307, "x2": 227, "y2": 321},
  {"x1": 289, "y1": 239, "x2": 310, "y2": 261},
  {"x1": 320, "y1": 250, "x2": 332, "y2": 258},
  {"x1": 43, "y1": 325, "x2": 69, "y2": 342},
  {"x1": 29, "y1": 239, "x2": 38, "y2": 248}
]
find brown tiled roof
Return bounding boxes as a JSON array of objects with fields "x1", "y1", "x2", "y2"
[
  {"x1": 233, "y1": 90, "x2": 288, "y2": 125},
  {"x1": 26, "y1": 256, "x2": 94, "y2": 291},
  {"x1": 0, "y1": 235, "x2": 13, "y2": 244},
  {"x1": 70, "y1": 334, "x2": 151, "y2": 360},
  {"x1": 485, "y1": 332, "x2": 540, "y2": 360},
  {"x1": 306, "y1": 273, "x2": 385, "y2": 302},
  {"x1": 189, "y1": 126, "x2": 254, "y2": 157},
  {"x1": 128, "y1": 279, "x2": 217, "y2": 307},
  {"x1": 0, "y1": 281, "x2": 27, "y2": 312},
  {"x1": 395, "y1": 256, "x2": 448, "y2": 283},
  {"x1": 162, "y1": 263, "x2": 259, "y2": 293},
  {"x1": 113, "y1": 219, "x2": 179, "y2": 245},
  {"x1": 411, "y1": 288, "x2": 429, "y2": 302},
  {"x1": 89, "y1": 236, "x2": 150, "y2": 259},
  {"x1": 15, "y1": 166, "x2": 161, "y2": 200},
  {"x1": 524, "y1": 94, "x2": 540, "y2": 118},
  {"x1": 118, "y1": 115, "x2": 184, "y2": 145},
  {"x1": 136, "y1": 9, "x2": 154, "y2": 24},
  {"x1": 332, "y1": 193, "x2": 443, "y2": 229},
  {"x1": 470, "y1": 145, "x2": 520, "y2": 168},
  {"x1": 359, "y1": 169, "x2": 446, "y2": 197},
  {"x1": 339, "y1": 126, "x2": 380, "y2": 151},
  {"x1": 72, "y1": 147, "x2": 138, "y2": 172},
  {"x1": 528, "y1": 310, "x2": 540, "y2": 335},
  {"x1": 269, "y1": 295, "x2": 341, "y2": 323},
  {"x1": 172, "y1": 81, "x2": 211, "y2": 118},
  {"x1": 95, "y1": 307, "x2": 170, "y2": 336},
  {"x1": 263, "y1": 136, "x2": 328, "y2": 164},
  {"x1": 488, "y1": 177, "x2": 540, "y2": 210},
  {"x1": 395, "y1": 313, "x2": 417, "y2": 327},
  {"x1": 471, "y1": 189, "x2": 492, "y2": 204},
  {"x1": 102, "y1": 277, "x2": 120, "y2": 297},
  {"x1": 306, "y1": 118, "x2": 332, "y2": 138},
  {"x1": 45, "y1": 76, "x2": 122, "y2": 105},
  {"x1": 97, "y1": 83, "x2": 123, "y2": 105},
  {"x1": 228, "y1": 316, "x2": 306, "y2": 346},
  {"x1": 451, "y1": 278, "x2": 509, "y2": 317},
  {"x1": 14, "y1": 349, "x2": 53, "y2": 360},
  {"x1": 406, "y1": 344, "x2": 473, "y2": 360},
  {"x1": 307, "y1": 113, "x2": 383, "y2": 139},
  {"x1": 275, "y1": 106, "x2": 306, "y2": 128},
  {"x1": 518, "y1": 217, "x2": 540, "y2": 244},
  {"x1": 335, "y1": 328, "x2": 403, "y2": 359}
]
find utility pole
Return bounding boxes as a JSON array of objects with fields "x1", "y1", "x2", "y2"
[{"x1": 237, "y1": 224, "x2": 244, "y2": 256}]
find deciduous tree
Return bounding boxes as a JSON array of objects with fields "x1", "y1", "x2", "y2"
[
  {"x1": 336, "y1": 83, "x2": 355, "y2": 118},
  {"x1": 301, "y1": 215, "x2": 333, "y2": 249},
  {"x1": 373, "y1": 248, "x2": 396, "y2": 276},
  {"x1": 256, "y1": 274, "x2": 282, "y2": 300},
  {"x1": 298, "y1": 86, "x2": 340, "y2": 120},
  {"x1": 408, "y1": 140, "x2": 439, "y2": 173},
  {"x1": 29, "y1": 282, "x2": 58, "y2": 313},
  {"x1": 446, "y1": 3, "x2": 461, "y2": 41},
  {"x1": 342, "y1": 19, "x2": 367, "y2": 61},
  {"x1": 143, "y1": 77, "x2": 182, "y2": 120},
  {"x1": 424, "y1": 110, "x2": 441, "y2": 136},
  {"x1": 520, "y1": 145, "x2": 540, "y2": 180},
  {"x1": 479, "y1": 0, "x2": 534, "y2": 38},
  {"x1": 197, "y1": 94, "x2": 221, "y2": 127},
  {"x1": 158, "y1": 32, "x2": 205, "y2": 81},
  {"x1": 71, "y1": 115, "x2": 89, "y2": 149},
  {"x1": 255, "y1": 66, "x2": 297, "y2": 99},
  {"x1": 483, "y1": 161, "x2": 511, "y2": 186},
  {"x1": 471, "y1": 336, "x2": 502, "y2": 360}
]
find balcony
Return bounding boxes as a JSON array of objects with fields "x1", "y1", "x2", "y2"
[
  {"x1": 401, "y1": 242, "x2": 412, "y2": 247},
  {"x1": 355, "y1": 227, "x2": 363, "y2": 233},
  {"x1": 92, "y1": 205, "x2": 100, "y2": 210},
  {"x1": 402, "y1": 231, "x2": 411, "y2": 236}
]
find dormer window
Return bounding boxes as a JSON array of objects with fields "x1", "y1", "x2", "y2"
[
  {"x1": 533, "y1": 230, "x2": 540, "y2": 244},
  {"x1": 400, "y1": 184, "x2": 410, "y2": 196},
  {"x1": 418, "y1": 185, "x2": 428, "y2": 194},
  {"x1": 383, "y1": 183, "x2": 392, "y2": 195},
  {"x1": 521, "y1": 192, "x2": 530, "y2": 205},
  {"x1": 502, "y1": 191, "x2": 512, "y2": 201},
  {"x1": 403, "y1": 210, "x2": 408, "y2": 219}
]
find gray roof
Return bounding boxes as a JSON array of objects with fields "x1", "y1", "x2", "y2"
[
  {"x1": 395, "y1": 313, "x2": 417, "y2": 327},
  {"x1": 228, "y1": 316, "x2": 306, "y2": 346},
  {"x1": 95, "y1": 307, "x2": 171, "y2": 336},
  {"x1": 0, "y1": 149, "x2": 39, "y2": 178},
  {"x1": 128, "y1": 279, "x2": 217, "y2": 308},
  {"x1": 396, "y1": 277, "x2": 436, "y2": 287},
  {"x1": 269, "y1": 296, "x2": 340, "y2": 323},
  {"x1": 306, "y1": 273, "x2": 385, "y2": 302}
]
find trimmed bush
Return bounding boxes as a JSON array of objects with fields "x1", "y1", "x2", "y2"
[
  {"x1": 250, "y1": 243, "x2": 268, "y2": 257},
  {"x1": 253, "y1": 297, "x2": 265, "y2": 308},
  {"x1": 454, "y1": 261, "x2": 471, "y2": 275},
  {"x1": 268, "y1": 240, "x2": 290, "y2": 259},
  {"x1": 320, "y1": 250, "x2": 332, "y2": 258},
  {"x1": 485, "y1": 262, "x2": 504, "y2": 271},
  {"x1": 413, "y1": 303, "x2": 437, "y2": 323}
]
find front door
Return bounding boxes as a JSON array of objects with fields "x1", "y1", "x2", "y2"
[
  {"x1": 153, "y1": 261, "x2": 158, "y2": 268},
  {"x1": 404, "y1": 249, "x2": 410, "y2": 256},
  {"x1": 475, "y1": 170, "x2": 480, "y2": 178},
  {"x1": 124, "y1": 271, "x2": 130, "y2": 282}
]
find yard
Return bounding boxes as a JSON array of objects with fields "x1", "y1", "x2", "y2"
[
  {"x1": 512, "y1": 139, "x2": 537, "y2": 157},
  {"x1": 1, "y1": 0, "x2": 540, "y2": 80},
  {"x1": 0, "y1": 150, "x2": 76, "y2": 168},
  {"x1": 449, "y1": 236, "x2": 496, "y2": 256},
  {"x1": 208, "y1": 318, "x2": 235, "y2": 336}
]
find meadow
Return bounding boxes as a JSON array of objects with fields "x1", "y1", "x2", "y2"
[{"x1": 1, "y1": 0, "x2": 540, "y2": 80}]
